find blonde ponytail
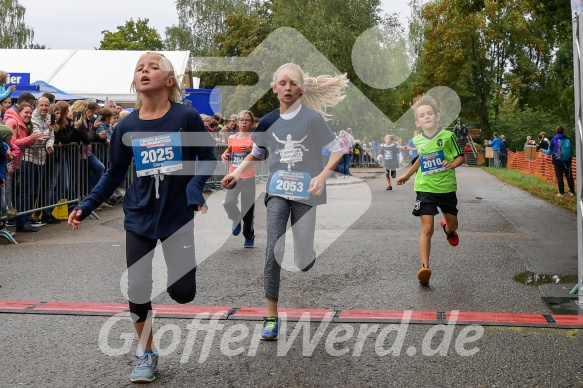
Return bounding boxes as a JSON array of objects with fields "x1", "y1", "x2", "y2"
[{"x1": 272, "y1": 63, "x2": 348, "y2": 120}]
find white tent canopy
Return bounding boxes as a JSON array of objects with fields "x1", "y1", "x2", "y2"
[{"x1": 0, "y1": 49, "x2": 191, "y2": 103}]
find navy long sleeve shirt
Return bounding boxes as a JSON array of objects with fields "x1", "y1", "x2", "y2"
[{"x1": 76, "y1": 102, "x2": 216, "y2": 239}]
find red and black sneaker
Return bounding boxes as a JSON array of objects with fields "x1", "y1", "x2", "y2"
[{"x1": 440, "y1": 219, "x2": 459, "y2": 246}]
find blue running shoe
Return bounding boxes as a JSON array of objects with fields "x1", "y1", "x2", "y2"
[
  {"x1": 130, "y1": 352, "x2": 158, "y2": 383},
  {"x1": 260, "y1": 317, "x2": 280, "y2": 341},
  {"x1": 244, "y1": 236, "x2": 255, "y2": 248},
  {"x1": 232, "y1": 220, "x2": 242, "y2": 236}
]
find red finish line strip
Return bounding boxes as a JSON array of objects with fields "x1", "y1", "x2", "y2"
[
  {"x1": 3, "y1": 299, "x2": 583, "y2": 327},
  {"x1": 336, "y1": 310, "x2": 438, "y2": 323},
  {"x1": 552, "y1": 315, "x2": 583, "y2": 327},
  {"x1": 31, "y1": 301, "x2": 128, "y2": 314},
  {"x1": 0, "y1": 300, "x2": 41, "y2": 313},
  {"x1": 151, "y1": 304, "x2": 232, "y2": 319},
  {"x1": 446, "y1": 311, "x2": 549, "y2": 326},
  {"x1": 231, "y1": 307, "x2": 335, "y2": 321}
]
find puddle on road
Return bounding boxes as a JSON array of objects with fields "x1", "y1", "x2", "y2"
[{"x1": 514, "y1": 271, "x2": 578, "y2": 286}]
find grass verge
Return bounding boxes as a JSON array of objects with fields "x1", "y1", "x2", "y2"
[{"x1": 480, "y1": 166, "x2": 577, "y2": 213}]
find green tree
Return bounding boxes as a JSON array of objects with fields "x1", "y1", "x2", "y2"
[
  {"x1": 0, "y1": 0, "x2": 34, "y2": 49},
  {"x1": 99, "y1": 18, "x2": 164, "y2": 51},
  {"x1": 170, "y1": 0, "x2": 263, "y2": 55},
  {"x1": 407, "y1": 0, "x2": 427, "y2": 73},
  {"x1": 269, "y1": 0, "x2": 408, "y2": 132},
  {"x1": 416, "y1": 0, "x2": 574, "y2": 138},
  {"x1": 491, "y1": 98, "x2": 565, "y2": 152},
  {"x1": 419, "y1": 0, "x2": 492, "y2": 132},
  {"x1": 175, "y1": 0, "x2": 431, "y2": 139},
  {"x1": 164, "y1": 25, "x2": 194, "y2": 52},
  {"x1": 197, "y1": 6, "x2": 275, "y2": 115}
]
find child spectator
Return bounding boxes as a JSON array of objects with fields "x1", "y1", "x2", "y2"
[
  {"x1": 337, "y1": 130, "x2": 352, "y2": 178},
  {"x1": 396, "y1": 95, "x2": 465, "y2": 286},
  {"x1": 463, "y1": 142, "x2": 471, "y2": 166},
  {"x1": 352, "y1": 140, "x2": 362, "y2": 167},
  {"x1": 0, "y1": 125, "x2": 14, "y2": 215},
  {"x1": 0, "y1": 71, "x2": 16, "y2": 104},
  {"x1": 1, "y1": 96, "x2": 12, "y2": 124}
]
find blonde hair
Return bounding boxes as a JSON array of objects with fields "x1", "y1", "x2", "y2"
[
  {"x1": 338, "y1": 130, "x2": 348, "y2": 137},
  {"x1": 0, "y1": 70, "x2": 6, "y2": 85},
  {"x1": 71, "y1": 100, "x2": 89, "y2": 126},
  {"x1": 131, "y1": 52, "x2": 182, "y2": 109},
  {"x1": 272, "y1": 63, "x2": 348, "y2": 120},
  {"x1": 412, "y1": 95, "x2": 438, "y2": 119}
]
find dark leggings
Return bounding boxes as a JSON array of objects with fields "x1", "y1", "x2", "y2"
[
  {"x1": 553, "y1": 160, "x2": 575, "y2": 195},
  {"x1": 126, "y1": 230, "x2": 197, "y2": 322}
]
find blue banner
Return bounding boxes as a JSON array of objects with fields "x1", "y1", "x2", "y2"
[{"x1": 6, "y1": 73, "x2": 31, "y2": 85}]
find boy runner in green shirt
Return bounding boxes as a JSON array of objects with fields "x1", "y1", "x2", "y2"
[{"x1": 396, "y1": 95, "x2": 465, "y2": 286}]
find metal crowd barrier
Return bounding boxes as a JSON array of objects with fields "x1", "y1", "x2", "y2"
[
  {"x1": 1, "y1": 143, "x2": 84, "y2": 243},
  {"x1": 0, "y1": 142, "x2": 119, "y2": 243},
  {"x1": 1, "y1": 141, "x2": 268, "y2": 243}
]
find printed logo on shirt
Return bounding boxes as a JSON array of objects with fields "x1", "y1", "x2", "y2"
[{"x1": 273, "y1": 133, "x2": 309, "y2": 171}]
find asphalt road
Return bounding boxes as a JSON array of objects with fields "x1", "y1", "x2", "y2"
[{"x1": 1, "y1": 166, "x2": 581, "y2": 387}]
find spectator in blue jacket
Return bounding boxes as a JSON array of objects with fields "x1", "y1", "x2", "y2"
[{"x1": 486, "y1": 132, "x2": 501, "y2": 168}]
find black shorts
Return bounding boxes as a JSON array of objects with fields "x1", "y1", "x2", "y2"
[
  {"x1": 412, "y1": 191, "x2": 458, "y2": 217},
  {"x1": 385, "y1": 169, "x2": 396, "y2": 178}
]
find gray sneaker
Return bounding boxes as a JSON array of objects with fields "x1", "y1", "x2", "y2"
[{"x1": 130, "y1": 352, "x2": 158, "y2": 383}]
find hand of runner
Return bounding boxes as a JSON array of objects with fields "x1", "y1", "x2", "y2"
[
  {"x1": 396, "y1": 175, "x2": 409, "y2": 185},
  {"x1": 221, "y1": 175, "x2": 237, "y2": 189},
  {"x1": 308, "y1": 175, "x2": 325, "y2": 196},
  {"x1": 68, "y1": 209, "x2": 83, "y2": 230},
  {"x1": 195, "y1": 204, "x2": 208, "y2": 214},
  {"x1": 442, "y1": 160, "x2": 454, "y2": 170}
]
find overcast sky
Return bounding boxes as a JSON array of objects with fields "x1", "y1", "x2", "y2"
[{"x1": 17, "y1": 0, "x2": 411, "y2": 50}]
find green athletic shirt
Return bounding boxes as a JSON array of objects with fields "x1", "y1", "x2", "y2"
[{"x1": 413, "y1": 129, "x2": 463, "y2": 193}]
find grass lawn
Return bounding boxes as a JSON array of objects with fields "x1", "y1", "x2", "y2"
[{"x1": 480, "y1": 166, "x2": 577, "y2": 213}]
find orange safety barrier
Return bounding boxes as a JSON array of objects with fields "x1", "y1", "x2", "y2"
[{"x1": 507, "y1": 151, "x2": 577, "y2": 185}]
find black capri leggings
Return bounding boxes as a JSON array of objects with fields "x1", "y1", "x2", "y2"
[{"x1": 126, "y1": 230, "x2": 197, "y2": 322}]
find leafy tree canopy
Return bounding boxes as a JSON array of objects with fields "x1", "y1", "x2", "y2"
[
  {"x1": 99, "y1": 18, "x2": 164, "y2": 51},
  {"x1": 0, "y1": 0, "x2": 34, "y2": 49}
]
